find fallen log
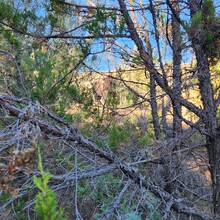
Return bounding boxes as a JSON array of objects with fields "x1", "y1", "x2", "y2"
[{"x1": 0, "y1": 94, "x2": 212, "y2": 219}]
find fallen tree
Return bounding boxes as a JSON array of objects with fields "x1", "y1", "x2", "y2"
[{"x1": 0, "y1": 94, "x2": 213, "y2": 219}]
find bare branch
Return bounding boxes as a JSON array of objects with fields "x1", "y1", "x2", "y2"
[
  {"x1": 100, "y1": 180, "x2": 132, "y2": 219},
  {"x1": 117, "y1": 0, "x2": 206, "y2": 121},
  {"x1": 0, "y1": 95, "x2": 213, "y2": 219}
]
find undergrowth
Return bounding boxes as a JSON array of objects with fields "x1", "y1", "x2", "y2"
[{"x1": 33, "y1": 148, "x2": 66, "y2": 220}]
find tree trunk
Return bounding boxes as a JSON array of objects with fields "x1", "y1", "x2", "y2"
[
  {"x1": 207, "y1": 134, "x2": 220, "y2": 218},
  {"x1": 161, "y1": 98, "x2": 172, "y2": 139},
  {"x1": 188, "y1": 0, "x2": 220, "y2": 217},
  {"x1": 150, "y1": 73, "x2": 161, "y2": 139},
  {"x1": 171, "y1": 0, "x2": 182, "y2": 137}
]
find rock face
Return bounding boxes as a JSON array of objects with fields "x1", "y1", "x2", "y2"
[{"x1": 92, "y1": 74, "x2": 114, "y2": 104}]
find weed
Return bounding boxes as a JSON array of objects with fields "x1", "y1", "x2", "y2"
[{"x1": 33, "y1": 148, "x2": 66, "y2": 220}]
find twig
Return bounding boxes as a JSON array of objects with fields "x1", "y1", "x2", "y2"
[
  {"x1": 0, "y1": 50, "x2": 27, "y2": 95},
  {"x1": 100, "y1": 180, "x2": 132, "y2": 220},
  {"x1": 74, "y1": 144, "x2": 83, "y2": 220},
  {"x1": 45, "y1": 56, "x2": 87, "y2": 98}
]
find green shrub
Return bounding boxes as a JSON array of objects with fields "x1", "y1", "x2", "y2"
[
  {"x1": 138, "y1": 133, "x2": 151, "y2": 146},
  {"x1": 95, "y1": 138, "x2": 105, "y2": 148},
  {"x1": 108, "y1": 124, "x2": 128, "y2": 149},
  {"x1": 125, "y1": 212, "x2": 141, "y2": 220},
  {"x1": 138, "y1": 127, "x2": 154, "y2": 146},
  {"x1": 145, "y1": 192, "x2": 162, "y2": 220}
]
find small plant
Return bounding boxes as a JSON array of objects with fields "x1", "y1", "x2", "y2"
[
  {"x1": 145, "y1": 192, "x2": 162, "y2": 220},
  {"x1": 138, "y1": 133, "x2": 149, "y2": 146},
  {"x1": 95, "y1": 138, "x2": 105, "y2": 148},
  {"x1": 138, "y1": 127, "x2": 154, "y2": 146},
  {"x1": 125, "y1": 212, "x2": 141, "y2": 220},
  {"x1": 108, "y1": 124, "x2": 128, "y2": 149},
  {"x1": 33, "y1": 148, "x2": 66, "y2": 220}
]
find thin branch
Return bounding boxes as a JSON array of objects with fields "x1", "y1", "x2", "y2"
[
  {"x1": 43, "y1": 33, "x2": 131, "y2": 40},
  {"x1": 0, "y1": 50, "x2": 27, "y2": 95},
  {"x1": 74, "y1": 145, "x2": 83, "y2": 220},
  {"x1": 0, "y1": 20, "x2": 131, "y2": 40},
  {"x1": 57, "y1": 1, "x2": 151, "y2": 12},
  {"x1": 100, "y1": 180, "x2": 132, "y2": 220},
  {"x1": 149, "y1": 0, "x2": 167, "y2": 79},
  {"x1": 45, "y1": 56, "x2": 87, "y2": 98},
  {"x1": 52, "y1": 164, "x2": 117, "y2": 181}
]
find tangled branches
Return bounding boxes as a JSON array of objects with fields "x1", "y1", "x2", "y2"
[{"x1": 0, "y1": 95, "x2": 213, "y2": 219}]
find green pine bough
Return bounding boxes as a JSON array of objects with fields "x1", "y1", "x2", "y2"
[{"x1": 33, "y1": 148, "x2": 67, "y2": 220}]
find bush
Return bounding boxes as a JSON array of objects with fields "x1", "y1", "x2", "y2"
[{"x1": 108, "y1": 124, "x2": 128, "y2": 149}]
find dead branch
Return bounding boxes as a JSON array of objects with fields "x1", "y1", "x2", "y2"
[
  {"x1": 0, "y1": 94, "x2": 213, "y2": 219},
  {"x1": 101, "y1": 180, "x2": 132, "y2": 219}
]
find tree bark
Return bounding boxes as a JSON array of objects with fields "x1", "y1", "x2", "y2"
[
  {"x1": 150, "y1": 73, "x2": 161, "y2": 139},
  {"x1": 188, "y1": 0, "x2": 220, "y2": 217},
  {"x1": 208, "y1": 135, "x2": 220, "y2": 218},
  {"x1": 171, "y1": 0, "x2": 182, "y2": 137}
]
